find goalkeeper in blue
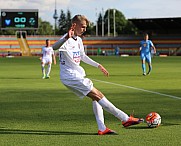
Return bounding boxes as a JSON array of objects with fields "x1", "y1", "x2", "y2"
[{"x1": 140, "y1": 33, "x2": 156, "y2": 75}]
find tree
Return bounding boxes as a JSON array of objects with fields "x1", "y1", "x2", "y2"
[
  {"x1": 124, "y1": 20, "x2": 138, "y2": 34},
  {"x1": 104, "y1": 9, "x2": 127, "y2": 36},
  {"x1": 37, "y1": 18, "x2": 53, "y2": 35},
  {"x1": 97, "y1": 13, "x2": 104, "y2": 36},
  {"x1": 56, "y1": 9, "x2": 73, "y2": 35},
  {"x1": 66, "y1": 9, "x2": 72, "y2": 30},
  {"x1": 84, "y1": 22, "x2": 95, "y2": 36},
  {"x1": 0, "y1": 29, "x2": 16, "y2": 35},
  {"x1": 96, "y1": 9, "x2": 137, "y2": 36}
]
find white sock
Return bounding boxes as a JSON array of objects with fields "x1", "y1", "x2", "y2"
[
  {"x1": 92, "y1": 101, "x2": 106, "y2": 131},
  {"x1": 41, "y1": 64, "x2": 45, "y2": 76},
  {"x1": 98, "y1": 97, "x2": 129, "y2": 122},
  {"x1": 46, "y1": 64, "x2": 52, "y2": 76}
]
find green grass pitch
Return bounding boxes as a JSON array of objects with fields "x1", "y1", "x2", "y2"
[{"x1": 0, "y1": 56, "x2": 181, "y2": 146}]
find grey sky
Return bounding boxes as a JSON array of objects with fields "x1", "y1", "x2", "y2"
[{"x1": 1, "y1": 0, "x2": 181, "y2": 26}]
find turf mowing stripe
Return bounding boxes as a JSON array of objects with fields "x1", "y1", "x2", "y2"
[{"x1": 92, "y1": 79, "x2": 181, "y2": 100}]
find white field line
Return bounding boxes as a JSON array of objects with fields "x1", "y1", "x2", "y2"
[{"x1": 92, "y1": 79, "x2": 181, "y2": 100}]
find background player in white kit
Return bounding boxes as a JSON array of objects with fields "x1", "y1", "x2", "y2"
[
  {"x1": 53, "y1": 15, "x2": 144, "y2": 135},
  {"x1": 41, "y1": 39, "x2": 56, "y2": 79}
]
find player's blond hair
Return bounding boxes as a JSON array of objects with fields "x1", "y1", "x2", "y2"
[{"x1": 71, "y1": 15, "x2": 89, "y2": 25}]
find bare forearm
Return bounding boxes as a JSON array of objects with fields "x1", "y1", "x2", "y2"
[
  {"x1": 152, "y1": 46, "x2": 156, "y2": 53},
  {"x1": 98, "y1": 64, "x2": 109, "y2": 77}
]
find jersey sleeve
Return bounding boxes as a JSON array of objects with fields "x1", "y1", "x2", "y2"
[
  {"x1": 79, "y1": 39, "x2": 99, "y2": 67},
  {"x1": 52, "y1": 33, "x2": 67, "y2": 51},
  {"x1": 149, "y1": 40, "x2": 154, "y2": 47},
  {"x1": 81, "y1": 51, "x2": 99, "y2": 67},
  {"x1": 59, "y1": 44, "x2": 67, "y2": 52},
  {"x1": 58, "y1": 35, "x2": 73, "y2": 52}
]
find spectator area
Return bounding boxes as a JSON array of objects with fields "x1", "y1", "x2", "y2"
[
  {"x1": 0, "y1": 35, "x2": 181, "y2": 57},
  {"x1": 0, "y1": 36, "x2": 20, "y2": 56},
  {"x1": 129, "y1": 17, "x2": 181, "y2": 34},
  {"x1": 83, "y1": 35, "x2": 181, "y2": 56},
  {"x1": 26, "y1": 36, "x2": 59, "y2": 56}
]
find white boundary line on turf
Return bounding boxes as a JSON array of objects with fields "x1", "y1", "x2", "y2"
[{"x1": 92, "y1": 79, "x2": 181, "y2": 100}]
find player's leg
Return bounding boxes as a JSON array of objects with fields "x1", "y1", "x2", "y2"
[
  {"x1": 140, "y1": 54, "x2": 146, "y2": 75},
  {"x1": 46, "y1": 62, "x2": 52, "y2": 78},
  {"x1": 46, "y1": 58, "x2": 53, "y2": 78},
  {"x1": 62, "y1": 79, "x2": 116, "y2": 135},
  {"x1": 41, "y1": 61, "x2": 46, "y2": 79},
  {"x1": 87, "y1": 87, "x2": 144, "y2": 128},
  {"x1": 147, "y1": 62, "x2": 152, "y2": 75},
  {"x1": 87, "y1": 87, "x2": 129, "y2": 122},
  {"x1": 92, "y1": 99, "x2": 117, "y2": 135},
  {"x1": 146, "y1": 55, "x2": 152, "y2": 75},
  {"x1": 92, "y1": 100, "x2": 107, "y2": 133},
  {"x1": 141, "y1": 59, "x2": 146, "y2": 75}
]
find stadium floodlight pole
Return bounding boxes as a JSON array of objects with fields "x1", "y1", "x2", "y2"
[
  {"x1": 95, "y1": 8, "x2": 98, "y2": 36},
  {"x1": 53, "y1": 0, "x2": 58, "y2": 35},
  {"x1": 108, "y1": 9, "x2": 110, "y2": 36},
  {"x1": 113, "y1": 9, "x2": 116, "y2": 37},
  {"x1": 102, "y1": 8, "x2": 104, "y2": 37},
  {"x1": 96, "y1": 20, "x2": 98, "y2": 36}
]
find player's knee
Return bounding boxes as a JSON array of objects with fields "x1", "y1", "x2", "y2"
[{"x1": 87, "y1": 92, "x2": 102, "y2": 101}]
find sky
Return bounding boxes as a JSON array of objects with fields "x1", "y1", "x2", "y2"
[{"x1": 1, "y1": 0, "x2": 181, "y2": 27}]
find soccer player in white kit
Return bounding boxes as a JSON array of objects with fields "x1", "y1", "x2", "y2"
[
  {"x1": 53, "y1": 15, "x2": 144, "y2": 135},
  {"x1": 41, "y1": 39, "x2": 56, "y2": 79}
]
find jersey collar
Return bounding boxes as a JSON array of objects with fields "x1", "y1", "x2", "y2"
[{"x1": 72, "y1": 35, "x2": 77, "y2": 41}]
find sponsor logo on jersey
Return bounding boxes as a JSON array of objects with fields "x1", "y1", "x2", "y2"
[{"x1": 73, "y1": 51, "x2": 81, "y2": 63}]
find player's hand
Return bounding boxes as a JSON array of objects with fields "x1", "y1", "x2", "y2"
[
  {"x1": 66, "y1": 23, "x2": 76, "y2": 39},
  {"x1": 39, "y1": 57, "x2": 42, "y2": 60},
  {"x1": 98, "y1": 64, "x2": 109, "y2": 77}
]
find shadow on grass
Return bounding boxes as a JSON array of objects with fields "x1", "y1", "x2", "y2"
[
  {"x1": 0, "y1": 128, "x2": 97, "y2": 135},
  {"x1": 0, "y1": 77, "x2": 41, "y2": 80},
  {"x1": 121, "y1": 122, "x2": 180, "y2": 129}
]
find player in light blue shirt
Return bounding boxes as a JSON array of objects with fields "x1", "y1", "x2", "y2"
[{"x1": 140, "y1": 33, "x2": 156, "y2": 75}]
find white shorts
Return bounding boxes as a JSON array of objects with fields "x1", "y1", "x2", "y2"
[
  {"x1": 42, "y1": 58, "x2": 52, "y2": 64},
  {"x1": 61, "y1": 78, "x2": 93, "y2": 99}
]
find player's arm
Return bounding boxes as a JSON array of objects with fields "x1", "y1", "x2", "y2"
[
  {"x1": 52, "y1": 24, "x2": 76, "y2": 50},
  {"x1": 151, "y1": 45, "x2": 156, "y2": 54},
  {"x1": 139, "y1": 42, "x2": 142, "y2": 51},
  {"x1": 150, "y1": 41, "x2": 156, "y2": 54},
  {"x1": 52, "y1": 52, "x2": 56, "y2": 65},
  {"x1": 81, "y1": 54, "x2": 109, "y2": 77},
  {"x1": 52, "y1": 33, "x2": 67, "y2": 50},
  {"x1": 39, "y1": 54, "x2": 43, "y2": 61},
  {"x1": 39, "y1": 47, "x2": 44, "y2": 60},
  {"x1": 98, "y1": 64, "x2": 109, "y2": 77}
]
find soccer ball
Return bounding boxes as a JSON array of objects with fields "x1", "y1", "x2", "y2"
[{"x1": 146, "y1": 112, "x2": 161, "y2": 128}]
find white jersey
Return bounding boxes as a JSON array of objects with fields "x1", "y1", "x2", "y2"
[
  {"x1": 59, "y1": 36, "x2": 99, "y2": 80},
  {"x1": 42, "y1": 46, "x2": 54, "y2": 60}
]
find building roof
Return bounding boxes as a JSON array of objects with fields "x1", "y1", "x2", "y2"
[{"x1": 129, "y1": 17, "x2": 181, "y2": 34}]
